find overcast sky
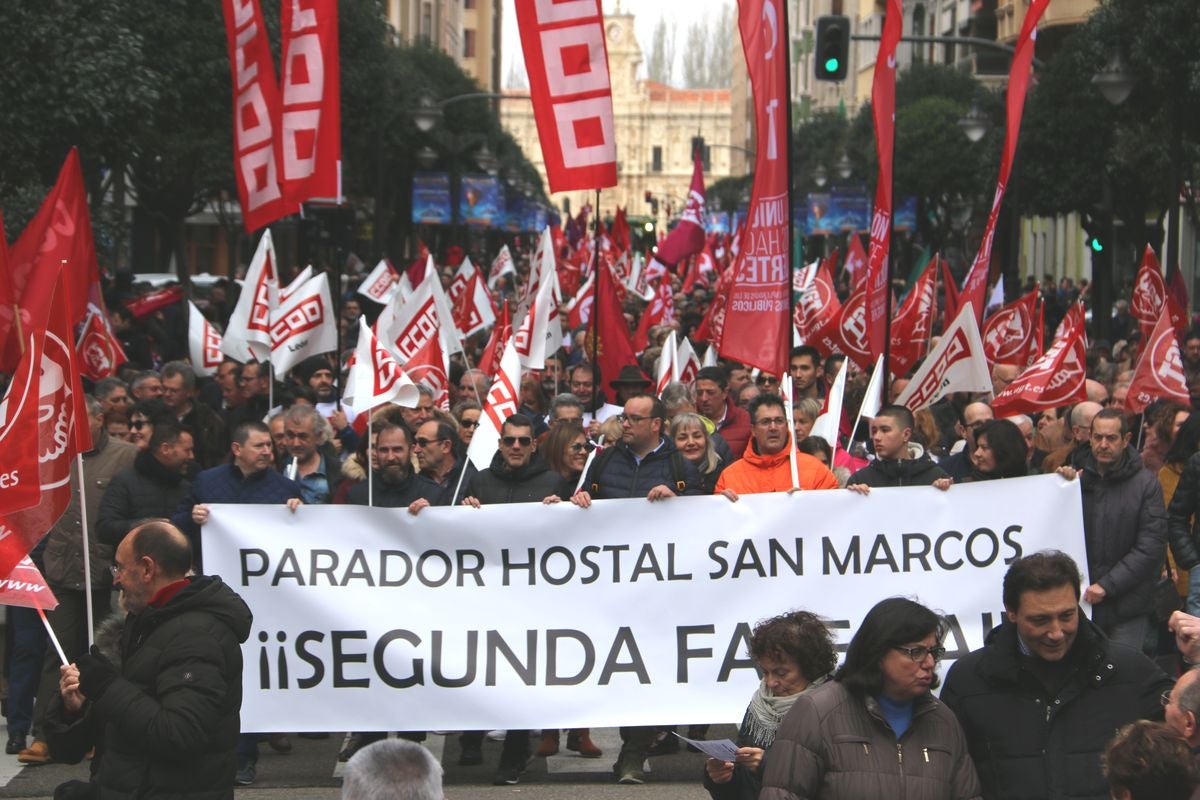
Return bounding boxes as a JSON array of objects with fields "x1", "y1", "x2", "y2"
[{"x1": 500, "y1": 0, "x2": 735, "y2": 88}]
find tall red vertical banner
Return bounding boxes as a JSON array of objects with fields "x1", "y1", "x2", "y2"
[
  {"x1": 959, "y1": 0, "x2": 1050, "y2": 323},
  {"x1": 221, "y1": 0, "x2": 289, "y2": 232},
  {"x1": 280, "y1": 0, "x2": 341, "y2": 205},
  {"x1": 720, "y1": 0, "x2": 791, "y2": 375},
  {"x1": 865, "y1": 0, "x2": 902, "y2": 358},
  {"x1": 514, "y1": 0, "x2": 617, "y2": 193}
]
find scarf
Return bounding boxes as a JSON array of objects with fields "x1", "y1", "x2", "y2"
[{"x1": 744, "y1": 674, "x2": 829, "y2": 748}]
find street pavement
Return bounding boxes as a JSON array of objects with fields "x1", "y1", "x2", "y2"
[{"x1": 0, "y1": 725, "x2": 737, "y2": 799}]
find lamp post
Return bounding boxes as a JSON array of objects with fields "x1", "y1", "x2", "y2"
[{"x1": 1090, "y1": 51, "x2": 1134, "y2": 344}]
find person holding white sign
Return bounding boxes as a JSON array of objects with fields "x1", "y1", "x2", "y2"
[
  {"x1": 760, "y1": 597, "x2": 980, "y2": 800},
  {"x1": 846, "y1": 405, "x2": 951, "y2": 492},
  {"x1": 704, "y1": 610, "x2": 837, "y2": 800}
]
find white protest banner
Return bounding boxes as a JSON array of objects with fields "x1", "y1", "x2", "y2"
[{"x1": 203, "y1": 475, "x2": 1085, "y2": 733}]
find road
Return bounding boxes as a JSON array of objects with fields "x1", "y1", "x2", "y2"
[{"x1": 0, "y1": 725, "x2": 734, "y2": 799}]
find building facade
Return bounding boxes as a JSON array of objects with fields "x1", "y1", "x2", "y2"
[
  {"x1": 384, "y1": 0, "x2": 499, "y2": 92},
  {"x1": 499, "y1": 10, "x2": 733, "y2": 223}
]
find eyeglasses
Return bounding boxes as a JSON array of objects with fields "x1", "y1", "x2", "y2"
[
  {"x1": 459, "y1": 419, "x2": 480, "y2": 429},
  {"x1": 756, "y1": 376, "x2": 780, "y2": 385},
  {"x1": 568, "y1": 442, "x2": 594, "y2": 453},
  {"x1": 1162, "y1": 689, "x2": 1174, "y2": 708},
  {"x1": 754, "y1": 417, "x2": 788, "y2": 428},
  {"x1": 618, "y1": 413, "x2": 652, "y2": 424},
  {"x1": 412, "y1": 437, "x2": 445, "y2": 448},
  {"x1": 893, "y1": 645, "x2": 946, "y2": 663},
  {"x1": 501, "y1": 436, "x2": 533, "y2": 447},
  {"x1": 108, "y1": 564, "x2": 122, "y2": 577},
  {"x1": 130, "y1": 420, "x2": 148, "y2": 430}
]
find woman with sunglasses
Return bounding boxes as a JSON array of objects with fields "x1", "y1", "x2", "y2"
[
  {"x1": 453, "y1": 401, "x2": 482, "y2": 447},
  {"x1": 127, "y1": 398, "x2": 175, "y2": 451},
  {"x1": 760, "y1": 597, "x2": 980, "y2": 800},
  {"x1": 542, "y1": 421, "x2": 592, "y2": 501}
]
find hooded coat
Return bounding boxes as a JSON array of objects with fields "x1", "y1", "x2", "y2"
[
  {"x1": 464, "y1": 452, "x2": 562, "y2": 505},
  {"x1": 846, "y1": 443, "x2": 948, "y2": 488},
  {"x1": 715, "y1": 440, "x2": 839, "y2": 495}
]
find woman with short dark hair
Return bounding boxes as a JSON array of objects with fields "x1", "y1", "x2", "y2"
[
  {"x1": 759, "y1": 597, "x2": 980, "y2": 800},
  {"x1": 969, "y1": 419, "x2": 1029, "y2": 481}
]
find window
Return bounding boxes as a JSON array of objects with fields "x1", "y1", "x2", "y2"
[
  {"x1": 652, "y1": 146, "x2": 663, "y2": 173},
  {"x1": 464, "y1": 0, "x2": 476, "y2": 7},
  {"x1": 463, "y1": 28, "x2": 476, "y2": 58}
]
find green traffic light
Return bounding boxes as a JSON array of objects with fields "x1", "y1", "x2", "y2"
[
  {"x1": 1090, "y1": 238, "x2": 1103, "y2": 253},
  {"x1": 824, "y1": 58, "x2": 840, "y2": 73}
]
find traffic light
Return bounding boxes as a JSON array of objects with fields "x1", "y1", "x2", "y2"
[
  {"x1": 1082, "y1": 214, "x2": 1105, "y2": 253},
  {"x1": 815, "y1": 16, "x2": 850, "y2": 81}
]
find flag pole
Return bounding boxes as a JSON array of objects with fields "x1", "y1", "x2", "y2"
[
  {"x1": 268, "y1": 359, "x2": 274, "y2": 414},
  {"x1": 76, "y1": 453, "x2": 97, "y2": 648},
  {"x1": 367, "y1": 409, "x2": 373, "y2": 507},
  {"x1": 785, "y1": 378, "x2": 799, "y2": 491},
  {"x1": 35, "y1": 603, "x2": 69, "y2": 667},
  {"x1": 781, "y1": 0, "x2": 797, "y2": 380},
  {"x1": 449, "y1": 457, "x2": 470, "y2": 507},
  {"x1": 589, "y1": 189, "x2": 601, "y2": 412},
  {"x1": 12, "y1": 306, "x2": 24, "y2": 357},
  {"x1": 334, "y1": 253, "x2": 343, "y2": 412}
]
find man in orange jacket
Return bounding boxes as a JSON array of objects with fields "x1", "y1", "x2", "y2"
[{"x1": 715, "y1": 394, "x2": 838, "y2": 499}]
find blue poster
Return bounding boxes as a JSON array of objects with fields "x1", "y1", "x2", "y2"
[
  {"x1": 707, "y1": 211, "x2": 730, "y2": 235},
  {"x1": 460, "y1": 175, "x2": 505, "y2": 227},
  {"x1": 894, "y1": 196, "x2": 918, "y2": 232},
  {"x1": 522, "y1": 204, "x2": 547, "y2": 233},
  {"x1": 806, "y1": 193, "x2": 834, "y2": 236},
  {"x1": 411, "y1": 172, "x2": 451, "y2": 225},
  {"x1": 504, "y1": 198, "x2": 525, "y2": 232},
  {"x1": 832, "y1": 187, "x2": 870, "y2": 232}
]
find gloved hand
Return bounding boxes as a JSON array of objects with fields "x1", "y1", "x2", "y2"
[{"x1": 77, "y1": 645, "x2": 119, "y2": 701}]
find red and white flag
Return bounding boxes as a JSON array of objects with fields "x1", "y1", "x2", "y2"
[
  {"x1": 844, "y1": 235, "x2": 868, "y2": 290},
  {"x1": 424, "y1": 257, "x2": 464, "y2": 358},
  {"x1": 982, "y1": 287, "x2": 1043, "y2": 367},
  {"x1": 358, "y1": 258, "x2": 399, "y2": 304},
  {"x1": 187, "y1": 301, "x2": 224, "y2": 378},
  {"x1": 896, "y1": 303, "x2": 992, "y2": 411},
  {"x1": 564, "y1": 270, "x2": 596, "y2": 329},
  {"x1": 632, "y1": 277, "x2": 675, "y2": 353},
  {"x1": 488, "y1": 245, "x2": 516, "y2": 291},
  {"x1": 0, "y1": 330, "x2": 44, "y2": 517},
  {"x1": 624, "y1": 253, "x2": 658, "y2": 303},
  {"x1": 279, "y1": 0, "x2": 341, "y2": 206},
  {"x1": 677, "y1": 336, "x2": 701, "y2": 385},
  {"x1": 466, "y1": 339, "x2": 522, "y2": 471},
  {"x1": 682, "y1": 245, "x2": 717, "y2": 294},
  {"x1": 865, "y1": 0, "x2": 902, "y2": 358},
  {"x1": 344, "y1": 317, "x2": 419, "y2": 411},
  {"x1": 811, "y1": 359, "x2": 846, "y2": 446},
  {"x1": 404, "y1": 334, "x2": 449, "y2": 411},
  {"x1": 718, "y1": 0, "x2": 790, "y2": 375},
  {"x1": 655, "y1": 148, "x2": 708, "y2": 266},
  {"x1": 887, "y1": 258, "x2": 937, "y2": 377},
  {"x1": 514, "y1": 236, "x2": 563, "y2": 369},
  {"x1": 1130, "y1": 245, "x2": 1187, "y2": 346},
  {"x1": 656, "y1": 331, "x2": 679, "y2": 396},
  {"x1": 0, "y1": 556, "x2": 59, "y2": 611},
  {"x1": 220, "y1": 0, "x2": 288, "y2": 232},
  {"x1": 1054, "y1": 301, "x2": 1087, "y2": 345},
  {"x1": 75, "y1": 311, "x2": 127, "y2": 381},
  {"x1": 830, "y1": 284, "x2": 872, "y2": 371},
  {"x1": 449, "y1": 259, "x2": 495, "y2": 338},
  {"x1": 269, "y1": 271, "x2": 336, "y2": 375},
  {"x1": 1125, "y1": 307, "x2": 1189, "y2": 415},
  {"x1": 221, "y1": 230, "x2": 278, "y2": 362},
  {"x1": 0, "y1": 271, "x2": 91, "y2": 581},
  {"x1": 478, "y1": 301, "x2": 511, "y2": 380},
  {"x1": 991, "y1": 323, "x2": 1088, "y2": 416},
  {"x1": 280, "y1": 265, "x2": 314, "y2": 303},
  {"x1": 795, "y1": 256, "x2": 842, "y2": 346},
  {"x1": 958, "y1": 0, "x2": 1050, "y2": 324},
  {"x1": 514, "y1": 0, "x2": 617, "y2": 193}
]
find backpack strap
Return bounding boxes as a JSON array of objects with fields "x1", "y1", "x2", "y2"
[
  {"x1": 670, "y1": 451, "x2": 687, "y2": 494},
  {"x1": 588, "y1": 446, "x2": 618, "y2": 496}
]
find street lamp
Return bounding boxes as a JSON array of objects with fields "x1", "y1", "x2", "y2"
[
  {"x1": 412, "y1": 92, "x2": 444, "y2": 133},
  {"x1": 416, "y1": 146, "x2": 438, "y2": 170},
  {"x1": 957, "y1": 102, "x2": 991, "y2": 143},
  {"x1": 475, "y1": 143, "x2": 501, "y2": 177},
  {"x1": 1092, "y1": 53, "x2": 1135, "y2": 108},
  {"x1": 836, "y1": 153, "x2": 853, "y2": 181},
  {"x1": 813, "y1": 164, "x2": 828, "y2": 189},
  {"x1": 1088, "y1": 51, "x2": 1133, "y2": 345}
]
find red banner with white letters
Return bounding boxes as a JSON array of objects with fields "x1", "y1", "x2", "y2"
[
  {"x1": 515, "y1": 0, "x2": 617, "y2": 193},
  {"x1": 76, "y1": 311, "x2": 127, "y2": 381},
  {"x1": 888, "y1": 257, "x2": 937, "y2": 377},
  {"x1": 221, "y1": 0, "x2": 289, "y2": 232},
  {"x1": 991, "y1": 324, "x2": 1088, "y2": 416},
  {"x1": 982, "y1": 287, "x2": 1042, "y2": 368},
  {"x1": 1125, "y1": 307, "x2": 1189, "y2": 415},
  {"x1": 718, "y1": 0, "x2": 790, "y2": 374},
  {"x1": 279, "y1": 0, "x2": 340, "y2": 205},
  {"x1": 865, "y1": 0, "x2": 901, "y2": 358}
]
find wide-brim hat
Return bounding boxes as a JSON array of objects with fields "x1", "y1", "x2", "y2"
[{"x1": 609, "y1": 364, "x2": 652, "y2": 388}]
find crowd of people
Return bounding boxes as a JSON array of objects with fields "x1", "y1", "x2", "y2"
[{"x1": 5, "y1": 247, "x2": 1200, "y2": 799}]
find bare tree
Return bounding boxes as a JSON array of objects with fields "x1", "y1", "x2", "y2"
[
  {"x1": 680, "y1": 19, "x2": 709, "y2": 88},
  {"x1": 706, "y1": 3, "x2": 734, "y2": 88},
  {"x1": 645, "y1": 16, "x2": 675, "y2": 85}
]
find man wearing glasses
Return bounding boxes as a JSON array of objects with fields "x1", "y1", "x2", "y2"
[
  {"x1": 941, "y1": 551, "x2": 1170, "y2": 800},
  {"x1": 570, "y1": 393, "x2": 702, "y2": 784},
  {"x1": 715, "y1": 394, "x2": 838, "y2": 499},
  {"x1": 412, "y1": 420, "x2": 465, "y2": 499}
]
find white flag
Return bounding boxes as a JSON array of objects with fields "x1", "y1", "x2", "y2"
[
  {"x1": 269, "y1": 272, "x2": 337, "y2": 376},
  {"x1": 221, "y1": 230, "x2": 278, "y2": 363},
  {"x1": 488, "y1": 245, "x2": 516, "y2": 291},
  {"x1": 344, "y1": 317, "x2": 419, "y2": 410},
  {"x1": 514, "y1": 272, "x2": 562, "y2": 370},
  {"x1": 187, "y1": 301, "x2": 224, "y2": 378},
  {"x1": 702, "y1": 344, "x2": 718, "y2": 368},
  {"x1": 677, "y1": 336, "x2": 701, "y2": 385},
  {"x1": 896, "y1": 302, "x2": 992, "y2": 411},
  {"x1": 280, "y1": 265, "x2": 314, "y2": 303},
  {"x1": 449, "y1": 258, "x2": 496, "y2": 337},
  {"x1": 425, "y1": 256, "x2": 464, "y2": 357},
  {"x1": 466, "y1": 339, "x2": 523, "y2": 471},
  {"x1": 987, "y1": 274, "x2": 1005, "y2": 311},
  {"x1": 656, "y1": 331, "x2": 678, "y2": 396},
  {"x1": 358, "y1": 259, "x2": 399, "y2": 304},
  {"x1": 810, "y1": 359, "x2": 846, "y2": 447}
]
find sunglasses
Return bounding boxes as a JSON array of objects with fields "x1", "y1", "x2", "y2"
[
  {"x1": 501, "y1": 436, "x2": 533, "y2": 447},
  {"x1": 568, "y1": 442, "x2": 594, "y2": 453},
  {"x1": 130, "y1": 420, "x2": 148, "y2": 430},
  {"x1": 412, "y1": 437, "x2": 445, "y2": 448},
  {"x1": 459, "y1": 420, "x2": 480, "y2": 429}
]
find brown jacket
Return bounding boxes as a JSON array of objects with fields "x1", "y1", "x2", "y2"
[
  {"x1": 760, "y1": 680, "x2": 981, "y2": 800},
  {"x1": 42, "y1": 432, "x2": 137, "y2": 590}
]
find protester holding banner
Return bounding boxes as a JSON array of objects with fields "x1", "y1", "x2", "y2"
[
  {"x1": 964, "y1": 419, "x2": 1029, "y2": 481},
  {"x1": 338, "y1": 421, "x2": 443, "y2": 513},
  {"x1": 281, "y1": 405, "x2": 341, "y2": 505},
  {"x1": 96, "y1": 423, "x2": 194, "y2": 547},
  {"x1": 540, "y1": 421, "x2": 590, "y2": 500},
  {"x1": 704, "y1": 610, "x2": 836, "y2": 800},
  {"x1": 760, "y1": 597, "x2": 980, "y2": 800},
  {"x1": 695, "y1": 367, "x2": 751, "y2": 459},
  {"x1": 460, "y1": 414, "x2": 561, "y2": 510},
  {"x1": 942, "y1": 551, "x2": 1171, "y2": 800},
  {"x1": 846, "y1": 405, "x2": 950, "y2": 492},
  {"x1": 1041, "y1": 401, "x2": 1102, "y2": 474},
  {"x1": 413, "y1": 419, "x2": 466, "y2": 499},
  {"x1": 671, "y1": 413, "x2": 727, "y2": 495},
  {"x1": 939, "y1": 401, "x2": 994, "y2": 481},
  {"x1": 716, "y1": 395, "x2": 838, "y2": 499}
]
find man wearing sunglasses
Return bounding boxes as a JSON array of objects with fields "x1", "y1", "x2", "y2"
[
  {"x1": 458, "y1": 413, "x2": 563, "y2": 784},
  {"x1": 941, "y1": 551, "x2": 1171, "y2": 800},
  {"x1": 412, "y1": 420, "x2": 464, "y2": 498}
]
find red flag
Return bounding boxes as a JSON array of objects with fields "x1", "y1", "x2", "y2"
[
  {"x1": 655, "y1": 149, "x2": 708, "y2": 266},
  {"x1": 0, "y1": 328, "x2": 44, "y2": 516},
  {"x1": 1125, "y1": 307, "x2": 1189, "y2": 415},
  {"x1": 1054, "y1": 301, "x2": 1086, "y2": 345},
  {"x1": 940, "y1": 257, "x2": 960, "y2": 326},
  {"x1": 279, "y1": 0, "x2": 341, "y2": 206},
  {"x1": 844, "y1": 235, "x2": 868, "y2": 290},
  {"x1": 405, "y1": 333, "x2": 449, "y2": 411},
  {"x1": 514, "y1": 0, "x2": 617, "y2": 193},
  {"x1": 795, "y1": 255, "x2": 843, "y2": 349},
  {"x1": 610, "y1": 207, "x2": 631, "y2": 255},
  {"x1": 959, "y1": 0, "x2": 1050, "y2": 324},
  {"x1": 1131, "y1": 245, "x2": 1167, "y2": 346},
  {"x1": 695, "y1": 264, "x2": 735, "y2": 345},
  {"x1": 2, "y1": 149, "x2": 101, "y2": 371},
  {"x1": 719, "y1": 0, "x2": 790, "y2": 374},
  {"x1": 982, "y1": 287, "x2": 1042, "y2": 367},
  {"x1": 0, "y1": 211, "x2": 12, "y2": 310},
  {"x1": 991, "y1": 324, "x2": 1088, "y2": 416},
  {"x1": 829, "y1": 283, "x2": 872, "y2": 371},
  {"x1": 1167, "y1": 261, "x2": 1190, "y2": 318},
  {"x1": 478, "y1": 301, "x2": 512, "y2": 380},
  {"x1": 0, "y1": 556, "x2": 59, "y2": 611},
  {"x1": 0, "y1": 270, "x2": 92, "y2": 580},
  {"x1": 682, "y1": 246, "x2": 717, "y2": 294},
  {"x1": 449, "y1": 260, "x2": 495, "y2": 337},
  {"x1": 76, "y1": 311, "x2": 128, "y2": 381},
  {"x1": 565, "y1": 271, "x2": 596, "y2": 329},
  {"x1": 220, "y1": 0, "x2": 289, "y2": 232},
  {"x1": 865, "y1": 0, "x2": 902, "y2": 358},
  {"x1": 888, "y1": 258, "x2": 937, "y2": 376},
  {"x1": 590, "y1": 263, "x2": 639, "y2": 393},
  {"x1": 632, "y1": 277, "x2": 675, "y2": 353}
]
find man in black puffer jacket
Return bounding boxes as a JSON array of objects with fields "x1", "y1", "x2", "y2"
[
  {"x1": 846, "y1": 405, "x2": 950, "y2": 490},
  {"x1": 97, "y1": 423, "x2": 194, "y2": 546},
  {"x1": 942, "y1": 551, "x2": 1170, "y2": 800},
  {"x1": 46, "y1": 520, "x2": 252, "y2": 800},
  {"x1": 1166, "y1": 451, "x2": 1200, "y2": 614}
]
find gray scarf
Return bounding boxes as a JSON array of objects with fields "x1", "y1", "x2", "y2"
[{"x1": 744, "y1": 674, "x2": 829, "y2": 748}]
